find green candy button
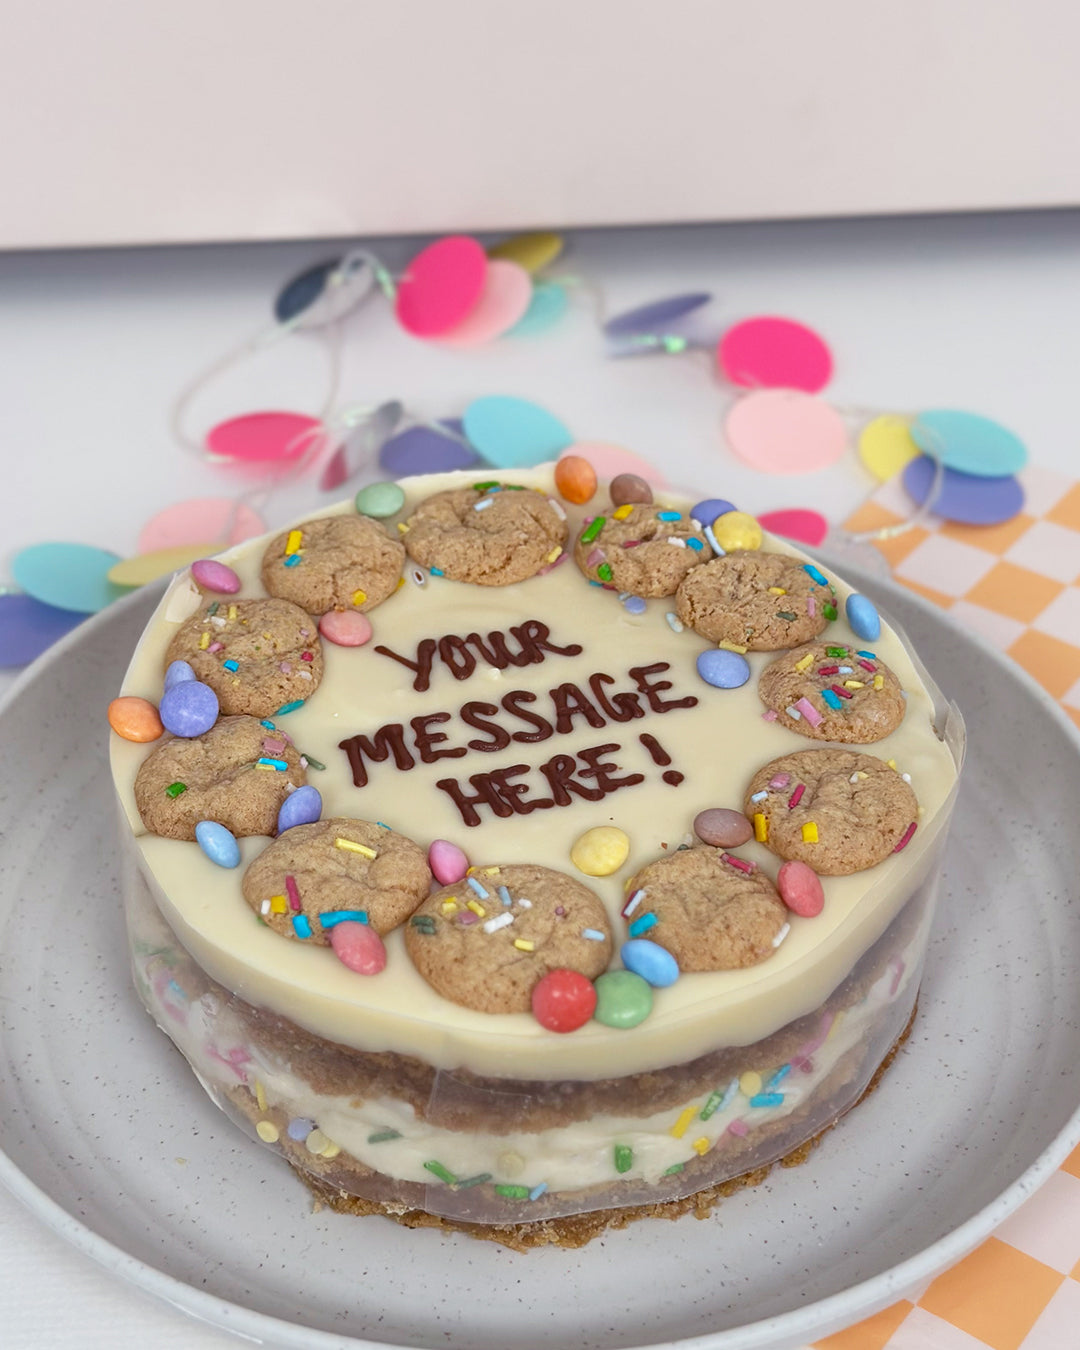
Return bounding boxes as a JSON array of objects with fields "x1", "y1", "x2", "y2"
[
  {"x1": 355, "y1": 481, "x2": 406, "y2": 519},
  {"x1": 593, "y1": 970, "x2": 653, "y2": 1029}
]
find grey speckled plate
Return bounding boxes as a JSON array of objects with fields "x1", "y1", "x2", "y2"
[{"x1": 1, "y1": 573, "x2": 1080, "y2": 1350}]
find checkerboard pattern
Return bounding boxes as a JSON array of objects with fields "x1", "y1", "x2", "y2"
[{"x1": 802, "y1": 466, "x2": 1080, "y2": 1349}]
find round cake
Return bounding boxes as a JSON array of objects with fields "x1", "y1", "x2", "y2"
[{"x1": 110, "y1": 466, "x2": 964, "y2": 1249}]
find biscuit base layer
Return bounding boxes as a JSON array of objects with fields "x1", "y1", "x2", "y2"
[{"x1": 285, "y1": 1003, "x2": 916, "y2": 1252}]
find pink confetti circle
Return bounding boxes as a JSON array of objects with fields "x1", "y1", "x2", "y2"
[
  {"x1": 725, "y1": 390, "x2": 848, "y2": 476},
  {"x1": 137, "y1": 498, "x2": 266, "y2": 554},
  {"x1": 395, "y1": 235, "x2": 488, "y2": 337},
  {"x1": 437, "y1": 260, "x2": 533, "y2": 347},
  {"x1": 757, "y1": 508, "x2": 829, "y2": 547},
  {"x1": 718, "y1": 317, "x2": 833, "y2": 393},
  {"x1": 559, "y1": 442, "x2": 666, "y2": 487},
  {"x1": 205, "y1": 411, "x2": 324, "y2": 464}
]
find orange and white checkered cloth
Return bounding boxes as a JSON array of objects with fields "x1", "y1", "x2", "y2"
[{"x1": 806, "y1": 464, "x2": 1080, "y2": 1350}]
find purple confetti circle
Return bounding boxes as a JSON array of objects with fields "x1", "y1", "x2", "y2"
[
  {"x1": 902, "y1": 455, "x2": 1025, "y2": 525},
  {"x1": 0, "y1": 593, "x2": 84, "y2": 668}
]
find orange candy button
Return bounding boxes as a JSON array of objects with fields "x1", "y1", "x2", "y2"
[
  {"x1": 107, "y1": 696, "x2": 164, "y2": 743},
  {"x1": 554, "y1": 455, "x2": 598, "y2": 505}
]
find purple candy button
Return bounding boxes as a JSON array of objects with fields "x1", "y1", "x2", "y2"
[
  {"x1": 0, "y1": 593, "x2": 84, "y2": 668},
  {"x1": 160, "y1": 680, "x2": 219, "y2": 737},
  {"x1": 902, "y1": 455, "x2": 1025, "y2": 526},
  {"x1": 690, "y1": 498, "x2": 737, "y2": 527}
]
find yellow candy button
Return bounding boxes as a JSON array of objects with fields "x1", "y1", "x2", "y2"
[
  {"x1": 712, "y1": 510, "x2": 763, "y2": 552},
  {"x1": 570, "y1": 826, "x2": 630, "y2": 877}
]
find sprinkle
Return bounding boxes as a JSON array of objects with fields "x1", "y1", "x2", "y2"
[
  {"x1": 788, "y1": 784, "x2": 805, "y2": 808},
  {"x1": 286, "y1": 530, "x2": 303, "y2": 554},
  {"x1": 319, "y1": 910, "x2": 368, "y2": 928},
  {"x1": 424, "y1": 1160, "x2": 457, "y2": 1185},
  {"x1": 528, "y1": 1182, "x2": 548, "y2": 1200},
  {"x1": 473, "y1": 497, "x2": 494, "y2": 511},
  {"x1": 622, "y1": 888, "x2": 646, "y2": 918},
  {"x1": 351, "y1": 588, "x2": 367, "y2": 606},
  {"x1": 902, "y1": 772, "x2": 912, "y2": 783},
  {"x1": 495, "y1": 1184, "x2": 530, "y2": 1199},
  {"x1": 545, "y1": 547, "x2": 562, "y2": 563},
  {"x1": 701, "y1": 1079, "x2": 739, "y2": 1120},
  {"x1": 279, "y1": 662, "x2": 292, "y2": 675},
  {"x1": 410, "y1": 567, "x2": 426, "y2": 586},
  {"x1": 586, "y1": 547, "x2": 605, "y2": 568},
  {"x1": 260, "y1": 899, "x2": 271, "y2": 915},
  {"x1": 614, "y1": 1143, "x2": 634, "y2": 1173},
  {"x1": 887, "y1": 758, "x2": 897, "y2": 770},
  {"x1": 368, "y1": 1129, "x2": 401, "y2": 1143},
  {"x1": 723, "y1": 853, "x2": 754, "y2": 874},
  {"x1": 207, "y1": 601, "x2": 219, "y2": 616},
  {"x1": 772, "y1": 923, "x2": 791, "y2": 948},
  {"x1": 803, "y1": 564, "x2": 829, "y2": 586},
  {"x1": 498, "y1": 885, "x2": 512, "y2": 907},
  {"x1": 466, "y1": 898, "x2": 486, "y2": 918},
  {"x1": 817, "y1": 665, "x2": 840, "y2": 676},
  {"x1": 785, "y1": 704, "x2": 802, "y2": 720},
  {"x1": 766, "y1": 1064, "x2": 792, "y2": 1090},
  {"x1": 260, "y1": 720, "x2": 276, "y2": 730},
  {"x1": 262, "y1": 737, "x2": 285, "y2": 753},
  {"x1": 893, "y1": 822, "x2": 917, "y2": 852},
  {"x1": 665, "y1": 612, "x2": 684, "y2": 633},
  {"x1": 547, "y1": 497, "x2": 566, "y2": 520},
  {"x1": 794, "y1": 653, "x2": 814, "y2": 672},
  {"x1": 269, "y1": 895, "x2": 287, "y2": 914},
  {"x1": 728, "y1": 1120, "x2": 749, "y2": 1137},
  {"x1": 483, "y1": 912, "x2": 513, "y2": 934},
  {"x1": 768, "y1": 586, "x2": 787, "y2": 595},
  {"x1": 597, "y1": 562, "x2": 613, "y2": 581},
  {"x1": 275, "y1": 699, "x2": 304, "y2": 715},
  {"x1": 207, "y1": 641, "x2": 224, "y2": 653},
  {"x1": 793, "y1": 697, "x2": 822, "y2": 727},
  {"x1": 838, "y1": 665, "x2": 853, "y2": 674},
  {"x1": 198, "y1": 630, "x2": 210, "y2": 650},
  {"x1": 829, "y1": 684, "x2": 853, "y2": 701},
  {"x1": 582, "y1": 928, "x2": 606, "y2": 941},
  {"x1": 801, "y1": 822, "x2": 819, "y2": 843},
  {"x1": 749, "y1": 1093, "x2": 785, "y2": 1108},
  {"x1": 873, "y1": 674, "x2": 885, "y2": 690},
  {"x1": 858, "y1": 658, "x2": 877, "y2": 673},
  {"x1": 441, "y1": 899, "x2": 458, "y2": 915},
  {"x1": 513, "y1": 938, "x2": 535, "y2": 952},
  {"x1": 472, "y1": 480, "x2": 500, "y2": 491},
  {"x1": 457, "y1": 912, "x2": 478, "y2": 926},
  {"x1": 292, "y1": 914, "x2": 313, "y2": 939},
  {"x1": 256, "y1": 757, "x2": 287, "y2": 771},
  {"x1": 335, "y1": 837, "x2": 377, "y2": 858},
  {"x1": 411, "y1": 915, "x2": 437, "y2": 935},
  {"x1": 762, "y1": 709, "x2": 778, "y2": 722},
  {"x1": 667, "y1": 536, "x2": 687, "y2": 549},
  {"x1": 775, "y1": 610, "x2": 797, "y2": 621},
  {"x1": 580, "y1": 516, "x2": 606, "y2": 544},
  {"x1": 686, "y1": 537, "x2": 704, "y2": 551},
  {"x1": 823, "y1": 603, "x2": 838, "y2": 621},
  {"x1": 844, "y1": 680, "x2": 865, "y2": 689},
  {"x1": 621, "y1": 539, "x2": 640, "y2": 549},
  {"x1": 821, "y1": 689, "x2": 843, "y2": 710},
  {"x1": 301, "y1": 650, "x2": 314, "y2": 662},
  {"x1": 670, "y1": 1106, "x2": 697, "y2": 1139},
  {"x1": 612, "y1": 504, "x2": 634, "y2": 521},
  {"x1": 628, "y1": 912, "x2": 658, "y2": 937},
  {"x1": 165, "y1": 781, "x2": 187, "y2": 798},
  {"x1": 284, "y1": 554, "x2": 302, "y2": 568},
  {"x1": 807, "y1": 594, "x2": 816, "y2": 617},
  {"x1": 704, "y1": 525, "x2": 725, "y2": 556},
  {"x1": 717, "y1": 640, "x2": 748, "y2": 653},
  {"x1": 302, "y1": 753, "x2": 326, "y2": 770},
  {"x1": 467, "y1": 877, "x2": 489, "y2": 900},
  {"x1": 750, "y1": 790, "x2": 768, "y2": 803},
  {"x1": 285, "y1": 875, "x2": 301, "y2": 910},
  {"x1": 518, "y1": 898, "x2": 532, "y2": 909},
  {"x1": 856, "y1": 649, "x2": 877, "y2": 659},
  {"x1": 753, "y1": 813, "x2": 768, "y2": 842},
  {"x1": 455, "y1": 1173, "x2": 493, "y2": 1189},
  {"x1": 692, "y1": 1136, "x2": 710, "y2": 1155},
  {"x1": 826, "y1": 647, "x2": 848, "y2": 658},
  {"x1": 228, "y1": 605, "x2": 237, "y2": 620}
]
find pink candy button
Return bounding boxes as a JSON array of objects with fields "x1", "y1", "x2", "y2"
[
  {"x1": 429, "y1": 839, "x2": 469, "y2": 886},
  {"x1": 330, "y1": 921, "x2": 387, "y2": 975},
  {"x1": 191, "y1": 559, "x2": 241, "y2": 594},
  {"x1": 318, "y1": 610, "x2": 373, "y2": 647},
  {"x1": 777, "y1": 860, "x2": 825, "y2": 918}
]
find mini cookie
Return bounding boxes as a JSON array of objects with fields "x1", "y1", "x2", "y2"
[
  {"x1": 241, "y1": 818, "x2": 430, "y2": 940},
  {"x1": 165, "y1": 597, "x2": 323, "y2": 719},
  {"x1": 261, "y1": 514, "x2": 405, "y2": 614},
  {"x1": 675, "y1": 552, "x2": 835, "y2": 649},
  {"x1": 758, "y1": 642, "x2": 906, "y2": 743},
  {"x1": 573, "y1": 504, "x2": 707, "y2": 597},
  {"x1": 134, "y1": 714, "x2": 306, "y2": 840},
  {"x1": 743, "y1": 749, "x2": 918, "y2": 875},
  {"x1": 404, "y1": 863, "x2": 612, "y2": 1013},
  {"x1": 624, "y1": 847, "x2": 786, "y2": 971},
  {"x1": 403, "y1": 486, "x2": 568, "y2": 585}
]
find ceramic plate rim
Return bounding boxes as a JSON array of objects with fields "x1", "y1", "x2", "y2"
[{"x1": 2, "y1": 573, "x2": 1080, "y2": 1350}]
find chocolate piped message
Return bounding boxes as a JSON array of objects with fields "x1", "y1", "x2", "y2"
[{"x1": 339, "y1": 625, "x2": 697, "y2": 825}]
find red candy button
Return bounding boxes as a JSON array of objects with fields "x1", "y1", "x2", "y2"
[{"x1": 531, "y1": 969, "x2": 597, "y2": 1033}]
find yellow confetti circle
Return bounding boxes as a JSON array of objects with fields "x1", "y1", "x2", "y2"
[
  {"x1": 712, "y1": 510, "x2": 762, "y2": 552},
  {"x1": 107, "y1": 543, "x2": 220, "y2": 587},
  {"x1": 858, "y1": 414, "x2": 919, "y2": 481},
  {"x1": 487, "y1": 231, "x2": 564, "y2": 274}
]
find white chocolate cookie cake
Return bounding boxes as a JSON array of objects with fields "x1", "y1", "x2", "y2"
[{"x1": 110, "y1": 464, "x2": 964, "y2": 1248}]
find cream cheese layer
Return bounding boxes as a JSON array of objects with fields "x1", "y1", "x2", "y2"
[{"x1": 112, "y1": 468, "x2": 960, "y2": 1080}]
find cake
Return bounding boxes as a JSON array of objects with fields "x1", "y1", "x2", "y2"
[{"x1": 109, "y1": 465, "x2": 964, "y2": 1250}]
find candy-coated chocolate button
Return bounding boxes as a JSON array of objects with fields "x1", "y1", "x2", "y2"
[
  {"x1": 429, "y1": 839, "x2": 469, "y2": 885},
  {"x1": 610, "y1": 473, "x2": 653, "y2": 506},
  {"x1": 554, "y1": 455, "x2": 598, "y2": 505},
  {"x1": 696, "y1": 648, "x2": 751, "y2": 689},
  {"x1": 164, "y1": 660, "x2": 196, "y2": 691},
  {"x1": 777, "y1": 860, "x2": 825, "y2": 917},
  {"x1": 277, "y1": 786, "x2": 322, "y2": 834},
  {"x1": 107, "y1": 696, "x2": 163, "y2": 743},
  {"x1": 159, "y1": 680, "x2": 219, "y2": 737},
  {"x1": 532, "y1": 969, "x2": 597, "y2": 1033},
  {"x1": 318, "y1": 610, "x2": 373, "y2": 647},
  {"x1": 593, "y1": 970, "x2": 653, "y2": 1028},
  {"x1": 355, "y1": 481, "x2": 406, "y2": 518},
  {"x1": 710, "y1": 510, "x2": 763, "y2": 552},
  {"x1": 691, "y1": 499, "x2": 736, "y2": 527},
  {"x1": 570, "y1": 826, "x2": 630, "y2": 877},
  {"x1": 845, "y1": 594, "x2": 881, "y2": 641},
  {"x1": 330, "y1": 921, "x2": 387, "y2": 975},
  {"x1": 195, "y1": 820, "x2": 241, "y2": 868},
  {"x1": 621, "y1": 939, "x2": 679, "y2": 988},
  {"x1": 694, "y1": 808, "x2": 753, "y2": 848},
  {"x1": 191, "y1": 559, "x2": 241, "y2": 594}
]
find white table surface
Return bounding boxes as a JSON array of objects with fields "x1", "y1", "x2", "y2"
[{"x1": 2, "y1": 209, "x2": 1079, "y2": 1348}]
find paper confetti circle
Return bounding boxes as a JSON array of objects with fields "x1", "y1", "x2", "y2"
[
  {"x1": 605, "y1": 293, "x2": 711, "y2": 338},
  {"x1": 13, "y1": 543, "x2": 130, "y2": 614},
  {"x1": 725, "y1": 390, "x2": 848, "y2": 475},
  {"x1": 437, "y1": 260, "x2": 533, "y2": 348},
  {"x1": 0, "y1": 592, "x2": 85, "y2": 667},
  {"x1": 757, "y1": 508, "x2": 829, "y2": 547},
  {"x1": 274, "y1": 258, "x2": 340, "y2": 324},
  {"x1": 463, "y1": 396, "x2": 574, "y2": 468},
  {"x1": 108, "y1": 545, "x2": 221, "y2": 587},
  {"x1": 902, "y1": 455, "x2": 1025, "y2": 525},
  {"x1": 487, "y1": 231, "x2": 564, "y2": 273},
  {"x1": 718, "y1": 317, "x2": 833, "y2": 393},
  {"x1": 379, "y1": 424, "x2": 478, "y2": 477},
  {"x1": 137, "y1": 499, "x2": 266, "y2": 554},
  {"x1": 507, "y1": 281, "x2": 569, "y2": 337},
  {"x1": 559, "y1": 442, "x2": 666, "y2": 486},
  {"x1": 911, "y1": 409, "x2": 1028, "y2": 478},
  {"x1": 206, "y1": 411, "x2": 324, "y2": 464},
  {"x1": 859, "y1": 414, "x2": 920, "y2": 481},
  {"x1": 395, "y1": 235, "x2": 488, "y2": 337}
]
